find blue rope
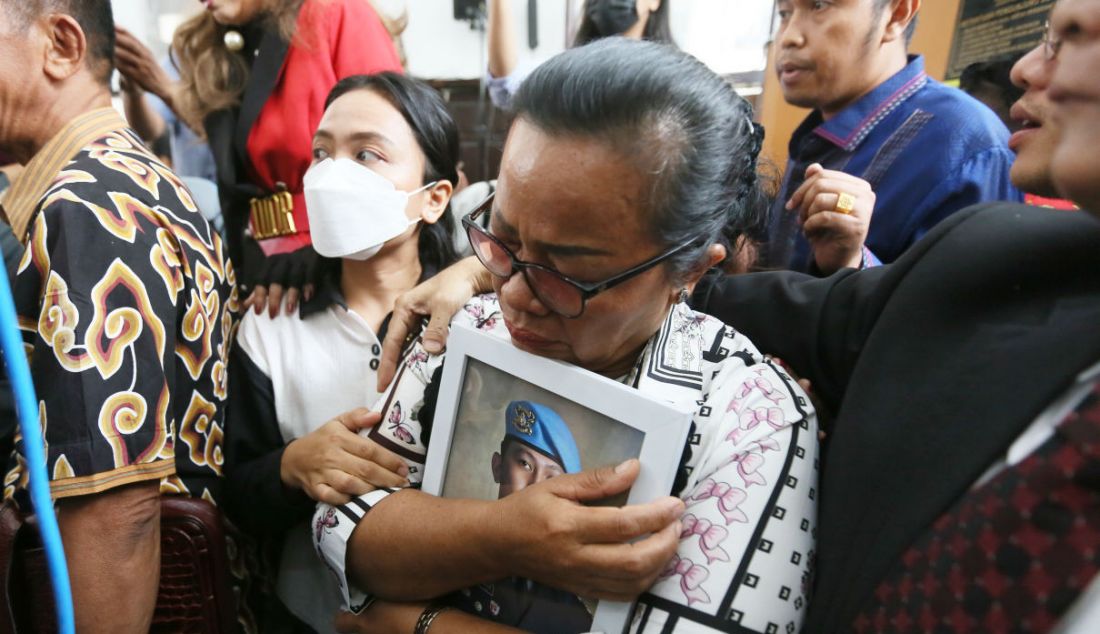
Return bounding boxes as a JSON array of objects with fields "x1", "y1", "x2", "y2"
[{"x1": 0, "y1": 268, "x2": 75, "y2": 634}]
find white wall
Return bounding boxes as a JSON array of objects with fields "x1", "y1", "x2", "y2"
[
  {"x1": 674, "y1": 0, "x2": 774, "y2": 75},
  {"x1": 401, "y1": 0, "x2": 775, "y2": 80},
  {"x1": 403, "y1": 0, "x2": 571, "y2": 79},
  {"x1": 114, "y1": 0, "x2": 775, "y2": 80},
  {"x1": 111, "y1": 0, "x2": 198, "y2": 60}
]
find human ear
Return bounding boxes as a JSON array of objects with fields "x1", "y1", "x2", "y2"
[
  {"x1": 881, "y1": 0, "x2": 920, "y2": 44},
  {"x1": 491, "y1": 452, "x2": 503, "y2": 484},
  {"x1": 680, "y1": 243, "x2": 728, "y2": 297},
  {"x1": 419, "y1": 179, "x2": 455, "y2": 225},
  {"x1": 42, "y1": 14, "x2": 87, "y2": 82}
]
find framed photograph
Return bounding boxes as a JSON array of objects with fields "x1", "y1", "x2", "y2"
[{"x1": 422, "y1": 324, "x2": 694, "y2": 633}]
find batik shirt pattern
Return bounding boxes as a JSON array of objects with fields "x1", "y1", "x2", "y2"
[
  {"x1": 314, "y1": 294, "x2": 819, "y2": 633},
  {"x1": 3, "y1": 128, "x2": 238, "y2": 505}
]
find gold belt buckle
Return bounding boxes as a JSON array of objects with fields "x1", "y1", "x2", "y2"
[{"x1": 249, "y1": 182, "x2": 297, "y2": 240}]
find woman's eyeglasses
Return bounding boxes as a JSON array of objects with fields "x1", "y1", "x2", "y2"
[{"x1": 462, "y1": 193, "x2": 695, "y2": 318}]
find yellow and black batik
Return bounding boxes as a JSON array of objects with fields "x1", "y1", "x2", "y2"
[{"x1": 2, "y1": 110, "x2": 239, "y2": 505}]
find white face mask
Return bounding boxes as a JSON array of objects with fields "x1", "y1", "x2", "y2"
[{"x1": 303, "y1": 158, "x2": 436, "y2": 260}]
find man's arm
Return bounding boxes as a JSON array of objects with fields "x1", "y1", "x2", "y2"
[
  {"x1": 695, "y1": 205, "x2": 993, "y2": 419},
  {"x1": 693, "y1": 267, "x2": 873, "y2": 415},
  {"x1": 56, "y1": 481, "x2": 161, "y2": 634}
]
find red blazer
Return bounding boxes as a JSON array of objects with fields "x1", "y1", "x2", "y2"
[{"x1": 246, "y1": 0, "x2": 402, "y2": 255}]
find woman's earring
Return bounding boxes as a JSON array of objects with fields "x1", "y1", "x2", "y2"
[
  {"x1": 224, "y1": 30, "x2": 245, "y2": 52},
  {"x1": 678, "y1": 288, "x2": 689, "y2": 304}
]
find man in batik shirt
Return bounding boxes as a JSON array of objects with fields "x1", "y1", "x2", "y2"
[{"x1": 0, "y1": 2, "x2": 237, "y2": 631}]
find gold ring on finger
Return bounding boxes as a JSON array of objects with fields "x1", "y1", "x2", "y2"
[{"x1": 835, "y1": 192, "x2": 856, "y2": 215}]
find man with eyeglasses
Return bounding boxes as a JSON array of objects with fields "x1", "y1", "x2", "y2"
[
  {"x1": 379, "y1": 1, "x2": 1100, "y2": 630},
  {"x1": 766, "y1": 0, "x2": 1022, "y2": 275},
  {"x1": 1009, "y1": 17, "x2": 1080, "y2": 211},
  {"x1": 698, "y1": 1, "x2": 1100, "y2": 629}
]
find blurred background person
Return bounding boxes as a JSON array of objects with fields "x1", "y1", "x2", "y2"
[
  {"x1": 960, "y1": 55, "x2": 1025, "y2": 133},
  {"x1": 116, "y1": 0, "x2": 403, "y2": 317},
  {"x1": 487, "y1": 0, "x2": 674, "y2": 110},
  {"x1": 115, "y1": 27, "x2": 223, "y2": 231}
]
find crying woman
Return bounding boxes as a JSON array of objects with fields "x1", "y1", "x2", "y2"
[{"x1": 220, "y1": 72, "x2": 461, "y2": 633}]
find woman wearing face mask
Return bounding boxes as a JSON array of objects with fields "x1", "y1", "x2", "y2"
[
  {"x1": 487, "y1": 0, "x2": 673, "y2": 110},
  {"x1": 222, "y1": 72, "x2": 458, "y2": 633},
  {"x1": 316, "y1": 40, "x2": 817, "y2": 634},
  {"x1": 115, "y1": 0, "x2": 404, "y2": 319}
]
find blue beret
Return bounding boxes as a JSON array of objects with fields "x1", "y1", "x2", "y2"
[{"x1": 504, "y1": 400, "x2": 582, "y2": 474}]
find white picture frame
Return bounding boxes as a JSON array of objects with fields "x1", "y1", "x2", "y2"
[{"x1": 422, "y1": 323, "x2": 694, "y2": 633}]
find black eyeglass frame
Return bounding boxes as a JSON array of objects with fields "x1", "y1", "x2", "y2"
[{"x1": 462, "y1": 192, "x2": 697, "y2": 318}]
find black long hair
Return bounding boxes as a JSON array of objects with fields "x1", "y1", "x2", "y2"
[
  {"x1": 573, "y1": 0, "x2": 674, "y2": 47},
  {"x1": 324, "y1": 73, "x2": 461, "y2": 274},
  {"x1": 511, "y1": 39, "x2": 766, "y2": 281}
]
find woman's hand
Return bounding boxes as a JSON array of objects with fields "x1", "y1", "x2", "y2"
[
  {"x1": 281, "y1": 408, "x2": 410, "y2": 505},
  {"x1": 787, "y1": 163, "x2": 876, "y2": 274},
  {"x1": 377, "y1": 256, "x2": 492, "y2": 390},
  {"x1": 497, "y1": 459, "x2": 684, "y2": 601},
  {"x1": 114, "y1": 27, "x2": 175, "y2": 103},
  {"x1": 245, "y1": 246, "x2": 323, "y2": 318}
]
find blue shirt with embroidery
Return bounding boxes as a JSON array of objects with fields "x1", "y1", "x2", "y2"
[{"x1": 765, "y1": 55, "x2": 1023, "y2": 272}]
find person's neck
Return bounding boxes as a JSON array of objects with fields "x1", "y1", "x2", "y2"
[
  {"x1": 340, "y1": 236, "x2": 423, "y2": 333},
  {"x1": 4, "y1": 85, "x2": 112, "y2": 164},
  {"x1": 820, "y1": 49, "x2": 909, "y2": 121},
  {"x1": 593, "y1": 299, "x2": 675, "y2": 380}
]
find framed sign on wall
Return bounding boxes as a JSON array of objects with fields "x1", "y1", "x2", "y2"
[{"x1": 947, "y1": 0, "x2": 1055, "y2": 79}]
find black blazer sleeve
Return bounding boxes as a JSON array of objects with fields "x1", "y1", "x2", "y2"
[
  {"x1": 692, "y1": 205, "x2": 984, "y2": 424},
  {"x1": 223, "y1": 344, "x2": 315, "y2": 537}
]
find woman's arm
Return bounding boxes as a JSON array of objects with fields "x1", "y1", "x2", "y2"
[
  {"x1": 335, "y1": 602, "x2": 522, "y2": 634},
  {"x1": 114, "y1": 28, "x2": 177, "y2": 113},
  {"x1": 488, "y1": 0, "x2": 520, "y2": 79},
  {"x1": 317, "y1": 460, "x2": 684, "y2": 604}
]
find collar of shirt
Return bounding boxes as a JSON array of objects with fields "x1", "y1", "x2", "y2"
[
  {"x1": 793, "y1": 55, "x2": 929, "y2": 154},
  {"x1": 298, "y1": 260, "x2": 442, "y2": 345},
  {"x1": 2, "y1": 107, "x2": 126, "y2": 243},
  {"x1": 300, "y1": 269, "x2": 350, "y2": 319}
]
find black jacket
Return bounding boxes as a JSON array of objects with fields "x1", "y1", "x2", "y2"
[{"x1": 694, "y1": 203, "x2": 1100, "y2": 632}]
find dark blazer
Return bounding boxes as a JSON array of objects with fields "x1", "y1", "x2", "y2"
[{"x1": 694, "y1": 203, "x2": 1100, "y2": 632}]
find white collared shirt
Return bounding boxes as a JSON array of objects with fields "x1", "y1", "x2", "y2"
[{"x1": 237, "y1": 302, "x2": 387, "y2": 634}]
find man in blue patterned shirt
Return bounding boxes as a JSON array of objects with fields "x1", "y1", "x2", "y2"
[{"x1": 766, "y1": 0, "x2": 1023, "y2": 274}]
